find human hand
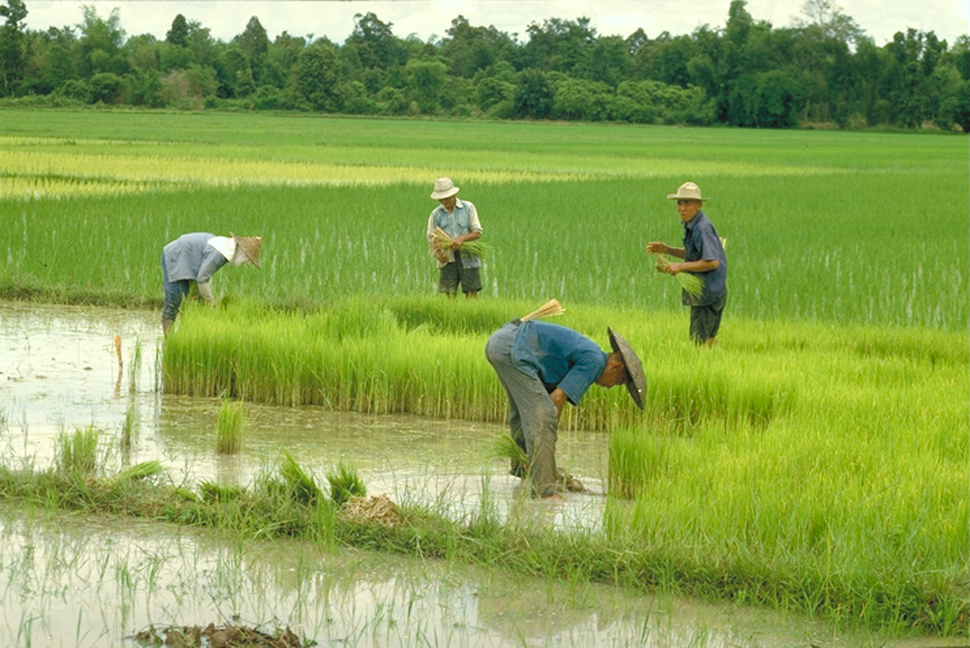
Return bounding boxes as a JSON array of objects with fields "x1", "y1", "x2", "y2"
[{"x1": 645, "y1": 242, "x2": 667, "y2": 254}]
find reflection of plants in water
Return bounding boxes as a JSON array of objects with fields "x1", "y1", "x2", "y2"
[
  {"x1": 217, "y1": 400, "x2": 245, "y2": 454},
  {"x1": 122, "y1": 401, "x2": 139, "y2": 449},
  {"x1": 128, "y1": 338, "x2": 143, "y2": 395}
]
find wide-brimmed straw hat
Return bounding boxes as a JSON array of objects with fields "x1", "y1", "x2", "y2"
[
  {"x1": 608, "y1": 327, "x2": 646, "y2": 410},
  {"x1": 667, "y1": 181, "x2": 709, "y2": 202},
  {"x1": 430, "y1": 177, "x2": 460, "y2": 200},
  {"x1": 230, "y1": 233, "x2": 262, "y2": 269}
]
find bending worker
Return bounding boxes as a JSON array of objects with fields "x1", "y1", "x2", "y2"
[
  {"x1": 485, "y1": 319, "x2": 645, "y2": 498},
  {"x1": 161, "y1": 232, "x2": 262, "y2": 336}
]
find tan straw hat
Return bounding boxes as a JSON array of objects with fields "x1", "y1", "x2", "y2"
[
  {"x1": 430, "y1": 177, "x2": 460, "y2": 200},
  {"x1": 667, "y1": 181, "x2": 709, "y2": 201},
  {"x1": 230, "y1": 233, "x2": 262, "y2": 269},
  {"x1": 608, "y1": 327, "x2": 646, "y2": 410}
]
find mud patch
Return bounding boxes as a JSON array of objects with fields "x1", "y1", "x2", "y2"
[
  {"x1": 338, "y1": 493, "x2": 402, "y2": 527},
  {"x1": 131, "y1": 622, "x2": 309, "y2": 647}
]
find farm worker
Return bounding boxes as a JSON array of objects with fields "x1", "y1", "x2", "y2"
[
  {"x1": 161, "y1": 232, "x2": 262, "y2": 336},
  {"x1": 485, "y1": 320, "x2": 645, "y2": 499},
  {"x1": 427, "y1": 177, "x2": 483, "y2": 298},
  {"x1": 646, "y1": 182, "x2": 727, "y2": 345}
]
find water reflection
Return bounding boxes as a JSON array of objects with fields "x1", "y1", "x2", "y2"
[{"x1": 1, "y1": 507, "x2": 923, "y2": 648}]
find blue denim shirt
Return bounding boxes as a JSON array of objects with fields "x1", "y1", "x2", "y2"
[
  {"x1": 682, "y1": 211, "x2": 727, "y2": 306},
  {"x1": 511, "y1": 321, "x2": 607, "y2": 406}
]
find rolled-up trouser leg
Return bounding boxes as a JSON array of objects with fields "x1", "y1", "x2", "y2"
[{"x1": 486, "y1": 324, "x2": 559, "y2": 497}]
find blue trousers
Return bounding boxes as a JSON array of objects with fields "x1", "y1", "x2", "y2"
[{"x1": 161, "y1": 253, "x2": 191, "y2": 321}]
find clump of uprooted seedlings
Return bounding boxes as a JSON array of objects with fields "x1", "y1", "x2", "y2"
[{"x1": 132, "y1": 622, "x2": 306, "y2": 648}]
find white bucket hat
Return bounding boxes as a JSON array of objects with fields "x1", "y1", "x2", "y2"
[
  {"x1": 430, "y1": 177, "x2": 460, "y2": 200},
  {"x1": 667, "y1": 182, "x2": 709, "y2": 202}
]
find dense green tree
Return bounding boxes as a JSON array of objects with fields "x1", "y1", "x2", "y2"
[
  {"x1": 405, "y1": 57, "x2": 448, "y2": 113},
  {"x1": 22, "y1": 27, "x2": 77, "y2": 95},
  {"x1": 234, "y1": 15, "x2": 268, "y2": 83},
  {"x1": 0, "y1": 0, "x2": 28, "y2": 95},
  {"x1": 522, "y1": 17, "x2": 596, "y2": 74},
  {"x1": 345, "y1": 12, "x2": 407, "y2": 70},
  {"x1": 442, "y1": 15, "x2": 516, "y2": 78},
  {"x1": 1, "y1": 2, "x2": 964, "y2": 132},
  {"x1": 512, "y1": 68, "x2": 553, "y2": 119},
  {"x1": 292, "y1": 41, "x2": 342, "y2": 111},
  {"x1": 77, "y1": 6, "x2": 126, "y2": 76},
  {"x1": 166, "y1": 14, "x2": 189, "y2": 47}
]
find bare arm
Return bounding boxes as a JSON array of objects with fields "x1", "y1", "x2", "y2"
[
  {"x1": 646, "y1": 242, "x2": 685, "y2": 259},
  {"x1": 550, "y1": 388, "x2": 567, "y2": 417}
]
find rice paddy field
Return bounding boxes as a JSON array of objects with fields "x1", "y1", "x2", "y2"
[{"x1": 1, "y1": 108, "x2": 967, "y2": 643}]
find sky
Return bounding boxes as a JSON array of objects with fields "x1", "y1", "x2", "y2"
[{"x1": 20, "y1": 0, "x2": 970, "y2": 47}]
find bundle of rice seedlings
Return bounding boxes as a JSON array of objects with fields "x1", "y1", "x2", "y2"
[
  {"x1": 326, "y1": 462, "x2": 366, "y2": 508},
  {"x1": 279, "y1": 450, "x2": 324, "y2": 505},
  {"x1": 103, "y1": 460, "x2": 163, "y2": 488},
  {"x1": 653, "y1": 254, "x2": 704, "y2": 298},
  {"x1": 216, "y1": 400, "x2": 244, "y2": 455},
  {"x1": 486, "y1": 433, "x2": 529, "y2": 467},
  {"x1": 198, "y1": 481, "x2": 247, "y2": 502},
  {"x1": 519, "y1": 298, "x2": 564, "y2": 322},
  {"x1": 429, "y1": 226, "x2": 492, "y2": 259}
]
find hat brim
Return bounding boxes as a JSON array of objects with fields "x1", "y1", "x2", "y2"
[
  {"x1": 430, "y1": 187, "x2": 460, "y2": 200},
  {"x1": 230, "y1": 232, "x2": 262, "y2": 270},
  {"x1": 667, "y1": 194, "x2": 709, "y2": 201},
  {"x1": 608, "y1": 327, "x2": 646, "y2": 410}
]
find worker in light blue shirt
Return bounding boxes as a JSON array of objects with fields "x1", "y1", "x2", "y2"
[
  {"x1": 485, "y1": 319, "x2": 645, "y2": 498},
  {"x1": 427, "y1": 177, "x2": 483, "y2": 297},
  {"x1": 161, "y1": 232, "x2": 262, "y2": 336}
]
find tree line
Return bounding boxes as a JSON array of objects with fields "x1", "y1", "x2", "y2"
[{"x1": 1, "y1": 0, "x2": 968, "y2": 131}]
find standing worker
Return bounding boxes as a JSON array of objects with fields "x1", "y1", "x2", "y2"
[
  {"x1": 485, "y1": 317, "x2": 645, "y2": 499},
  {"x1": 161, "y1": 232, "x2": 262, "y2": 336},
  {"x1": 646, "y1": 182, "x2": 727, "y2": 345},
  {"x1": 427, "y1": 177, "x2": 483, "y2": 298}
]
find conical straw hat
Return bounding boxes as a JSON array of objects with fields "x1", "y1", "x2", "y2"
[
  {"x1": 608, "y1": 327, "x2": 645, "y2": 410},
  {"x1": 231, "y1": 233, "x2": 262, "y2": 269}
]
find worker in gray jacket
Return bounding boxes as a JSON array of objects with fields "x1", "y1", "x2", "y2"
[{"x1": 161, "y1": 232, "x2": 262, "y2": 336}]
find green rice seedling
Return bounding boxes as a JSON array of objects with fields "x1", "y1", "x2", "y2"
[
  {"x1": 326, "y1": 462, "x2": 366, "y2": 508},
  {"x1": 198, "y1": 481, "x2": 247, "y2": 502},
  {"x1": 653, "y1": 253, "x2": 704, "y2": 298},
  {"x1": 216, "y1": 400, "x2": 245, "y2": 454},
  {"x1": 279, "y1": 450, "x2": 325, "y2": 506},
  {"x1": 485, "y1": 433, "x2": 528, "y2": 475},
  {"x1": 103, "y1": 460, "x2": 163, "y2": 489},
  {"x1": 56, "y1": 426, "x2": 100, "y2": 476}
]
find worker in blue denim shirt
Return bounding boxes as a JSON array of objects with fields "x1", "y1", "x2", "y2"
[
  {"x1": 486, "y1": 319, "x2": 645, "y2": 499},
  {"x1": 647, "y1": 181, "x2": 727, "y2": 345}
]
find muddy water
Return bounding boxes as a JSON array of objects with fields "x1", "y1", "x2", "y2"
[{"x1": 0, "y1": 303, "x2": 960, "y2": 648}]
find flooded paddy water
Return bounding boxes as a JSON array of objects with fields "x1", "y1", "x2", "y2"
[{"x1": 0, "y1": 302, "x2": 960, "y2": 648}]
